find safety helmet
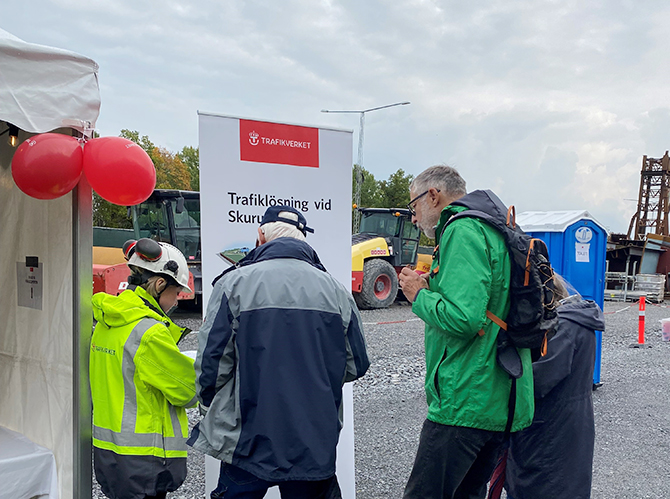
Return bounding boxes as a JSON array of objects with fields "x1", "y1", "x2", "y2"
[{"x1": 123, "y1": 238, "x2": 193, "y2": 293}]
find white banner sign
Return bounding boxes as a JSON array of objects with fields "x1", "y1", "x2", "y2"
[{"x1": 198, "y1": 112, "x2": 355, "y2": 498}]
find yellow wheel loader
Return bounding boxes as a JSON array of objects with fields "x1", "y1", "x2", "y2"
[{"x1": 351, "y1": 208, "x2": 432, "y2": 309}]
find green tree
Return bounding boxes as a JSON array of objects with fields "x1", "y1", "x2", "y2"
[
  {"x1": 378, "y1": 169, "x2": 413, "y2": 208},
  {"x1": 353, "y1": 165, "x2": 381, "y2": 208},
  {"x1": 119, "y1": 129, "x2": 191, "y2": 190},
  {"x1": 178, "y1": 146, "x2": 199, "y2": 191},
  {"x1": 352, "y1": 167, "x2": 414, "y2": 209},
  {"x1": 92, "y1": 195, "x2": 132, "y2": 228},
  {"x1": 93, "y1": 130, "x2": 197, "y2": 227},
  {"x1": 419, "y1": 231, "x2": 435, "y2": 247},
  {"x1": 120, "y1": 129, "x2": 155, "y2": 157},
  {"x1": 351, "y1": 166, "x2": 434, "y2": 245},
  {"x1": 153, "y1": 147, "x2": 191, "y2": 190}
]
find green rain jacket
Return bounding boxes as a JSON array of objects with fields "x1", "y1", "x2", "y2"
[
  {"x1": 412, "y1": 204, "x2": 534, "y2": 432},
  {"x1": 90, "y1": 286, "x2": 197, "y2": 498}
]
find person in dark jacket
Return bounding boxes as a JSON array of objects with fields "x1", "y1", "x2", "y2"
[
  {"x1": 188, "y1": 205, "x2": 370, "y2": 499},
  {"x1": 504, "y1": 277, "x2": 605, "y2": 499}
]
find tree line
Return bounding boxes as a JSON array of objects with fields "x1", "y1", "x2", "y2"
[
  {"x1": 92, "y1": 130, "x2": 199, "y2": 228},
  {"x1": 355, "y1": 165, "x2": 412, "y2": 211},
  {"x1": 354, "y1": 166, "x2": 434, "y2": 245}
]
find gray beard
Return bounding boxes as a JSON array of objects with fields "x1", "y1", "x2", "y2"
[
  {"x1": 422, "y1": 224, "x2": 436, "y2": 239},
  {"x1": 420, "y1": 210, "x2": 441, "y2": 240}
]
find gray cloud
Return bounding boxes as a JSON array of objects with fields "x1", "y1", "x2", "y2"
[{"x1": 6, "y1": 0, "x2": 670, "y2": 232}]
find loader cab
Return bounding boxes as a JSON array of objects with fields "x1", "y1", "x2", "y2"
[
  {"x1": 132, "y1": 190, "x2": 201, "y2": 263},
  {"x1": 132, "y1": 189, "x2": 203, "y2": 300},
  {"x1": 358, "y1": 208, "x2": 421, "y2": 267}
]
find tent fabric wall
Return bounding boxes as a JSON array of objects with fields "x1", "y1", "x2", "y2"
[
  {"x1": 0, "y1": 142, "x2": 75, "y2": 498},
  {"x1": 0, "y1": 28, "x2": 100, "y2": 133},
  {"x1": 0, "y1": 28, "x2": 99, "y2": 498}
]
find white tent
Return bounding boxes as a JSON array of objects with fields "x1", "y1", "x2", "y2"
[
  {"x1": 0, "y1": 28, "x2": 100, "y2": 133},
  {"x1": 0, "y1": 28, "x2": 100, "y2": 499}
]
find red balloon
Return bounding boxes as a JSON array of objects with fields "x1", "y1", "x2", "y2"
[
  {"x1": 11, "y1": 133, "x2": 83, "y2": 200},
  {"x1": 83, "y1": 137, "x2": 156, "y2": 206}
]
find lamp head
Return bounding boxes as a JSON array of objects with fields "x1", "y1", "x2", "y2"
[{"x1": 8, "y1": 124, "x2": 18, "y2": 147}]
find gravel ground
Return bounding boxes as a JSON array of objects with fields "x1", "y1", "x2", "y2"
[{"x1": 93, "y1": 299, "x2": 670, "y2": 499}]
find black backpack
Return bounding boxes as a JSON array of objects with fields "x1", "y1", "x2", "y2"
[
  {"x1": 441, "y1": 190, "x2": 560, "y2": 434},
  {"x1": 443, "y1": 189, "x2": 559, "y2": 355}
]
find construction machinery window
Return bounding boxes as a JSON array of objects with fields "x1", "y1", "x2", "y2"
[
  {"x1": 360, "y1": 212, "x2": 400, "y2": 237},
  {"x1": 135, "y1": 201, "x2": 171, "y2": 243},
  {"x1": 171, "y1": 198, "x2": 201, "y2": 261}
]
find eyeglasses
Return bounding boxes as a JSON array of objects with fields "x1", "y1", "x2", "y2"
[{"x1": 407, "y1": 189, "x2": 440, "y2": 216}]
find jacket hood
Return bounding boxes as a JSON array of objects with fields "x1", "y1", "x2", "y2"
[
  {"x1": 92, "y1": 286, "x2": 167, "y2": 328},
  {"x1": 557, "y1": 298, "x2": 605, "y2": 331},
  {"x1": 245, "y1": 237, "x2": 326, "y2": 269},
  {"x1": 213, "y1": 237, "x2": 326, "y2": 286}
]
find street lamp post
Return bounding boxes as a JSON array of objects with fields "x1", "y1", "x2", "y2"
[{"x1": 321, "y1": 101, "x2": 410, "y2": 232}]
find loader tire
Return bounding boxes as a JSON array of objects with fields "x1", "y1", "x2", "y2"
[{"x1": 355, "y1": 259, "x2": 398, "y2": 310}]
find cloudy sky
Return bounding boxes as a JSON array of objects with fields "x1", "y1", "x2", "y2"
[{"x1": 6, "y1": 0, "x2": 670, "y2": 233}]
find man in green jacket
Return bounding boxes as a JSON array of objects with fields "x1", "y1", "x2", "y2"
[{"x1": 398, "y1": 165, "x2": 534, "y2": 499}]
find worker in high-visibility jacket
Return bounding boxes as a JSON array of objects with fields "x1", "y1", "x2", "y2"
[{"x1": 90, "y1": 238, "x2": 197, "y2": 499}]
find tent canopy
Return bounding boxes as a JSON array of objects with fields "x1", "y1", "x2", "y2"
[{"x1": 0, "y1": 28, "x2": 100, "y2": 134}]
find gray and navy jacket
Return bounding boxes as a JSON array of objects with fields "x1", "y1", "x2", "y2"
[{"x1": 187, "y1": 237, "x2": 370, "y2": 482}]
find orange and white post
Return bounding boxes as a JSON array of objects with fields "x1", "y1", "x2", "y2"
[{"x1": 638, "y1": 296, "x2": 646, "y2": 345}]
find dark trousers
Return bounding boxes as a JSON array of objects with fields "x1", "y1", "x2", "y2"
[
  {"x1": 403, "y1": 420, "x2": 506, "y2": 499},
  {"x1": 212, "y1": 463, "x2": 342, "y2": 499}
]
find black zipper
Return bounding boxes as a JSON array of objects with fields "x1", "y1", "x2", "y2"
[{"x1": 433, "y1": 347, "x2": 448, "y2": 399}]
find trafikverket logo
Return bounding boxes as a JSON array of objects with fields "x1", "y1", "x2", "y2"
[
  {"x1": 91, "y1": 343, "x2": 116, "y2": 356},
  {"x1": 239, "y1": 119, "x2": 319, "y2": 168},
  {"x1": 247, "y1": 130, "x2": 312, "y2": 149},
  {"x1": 249, "y1": 131, "x2": 259, "y2": 146}
]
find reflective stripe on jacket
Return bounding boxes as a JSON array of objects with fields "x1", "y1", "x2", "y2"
[{"x1": 90, "y1": 286, "x2": 197, "y2": 461}]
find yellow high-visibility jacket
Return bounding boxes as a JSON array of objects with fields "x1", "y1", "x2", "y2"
[{"x1": 90, "y1": 286, "x2": 197, "y2": 499}]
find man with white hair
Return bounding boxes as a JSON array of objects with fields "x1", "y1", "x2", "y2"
[
  {"x1": 188, "y1": 205, "x2": 369, "y2": 499},
  {"x1": 399, "y1": 165, "x2": 534, "y2": 499}
]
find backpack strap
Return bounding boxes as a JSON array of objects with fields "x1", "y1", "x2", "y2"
[
  {"x1": 540, "y1": 333, "x2": 548, "y2": 356},
  {"x1": 505, "y1": 378, "x2": 517, "y2": 434},
  {"x1": 477, "y1": 310, "x2": 507, "y2": 337},
  {"x1": 432, "y1": 209, "x2": 502, "y2": 279},
  {"x1": 524, "y1": 239, "x2": 537, "y2": 286},
  {"x1": 486, "y1": 310, "x2": 507, "y2": 331},
  {"x1": 497, "y1": 329, "x2": 522, "y2": 436},
  {"x1": 506, "y1": 205, "x2": 516, "y2": 228}
]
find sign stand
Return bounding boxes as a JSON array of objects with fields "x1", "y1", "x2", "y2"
[{"x1": 198, "y1": 112, "x2": 355, "y2": 498}]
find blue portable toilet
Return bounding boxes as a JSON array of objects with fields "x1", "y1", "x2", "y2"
[{"x1": 517, "y1": 210, "x2": 607, "y2": 385}]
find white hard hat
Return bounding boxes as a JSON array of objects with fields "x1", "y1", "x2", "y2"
[{"x1": 123, "y1": 238, "x2": 193, "y2": 293}]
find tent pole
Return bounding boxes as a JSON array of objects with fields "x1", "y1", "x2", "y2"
[{"x1": 72, "y1": 178, "x2": 93, "y2": 499}]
